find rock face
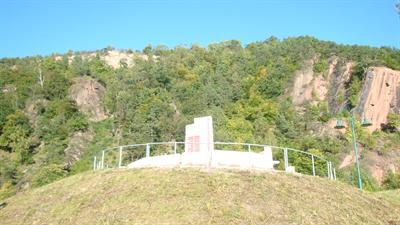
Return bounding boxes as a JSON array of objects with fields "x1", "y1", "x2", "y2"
[
  {"x1": 24, "y1": 99, "x2": 48, "y2": 128},
  {"x1": 291, "y1": 60, "x2": 400, "y2": 130},
  {"x1": 356, "y1": 67, "x2": 400, "y2": 132},
  {"x1": 69, "y1": 77, "x2": 107, "y2": 122},
  {"x1": 291, "y1": 57, "x2": 353, "y2": 114},
  {"x1": 326, "y1": 60, "x2": 353, "y2": 114},
  {"x1": 292, "y1": 60, "x2": 315, "y2": 105},
  {"x1": 64, "y1": 130, "x2": 94, "y2": 169},
  {"x1": 56, "y1": 50, "x2": 149, "y2": 69},
  {"x1": 363, "y1": 149, "x2": 400, "y2": 184},
  {"x1": 101, "y1": 50, "x2": 138, "y2": 68}
]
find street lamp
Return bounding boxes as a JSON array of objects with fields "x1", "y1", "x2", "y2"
[{"x1": 334, "y1": 111, "x2": 372, "y2": 191}]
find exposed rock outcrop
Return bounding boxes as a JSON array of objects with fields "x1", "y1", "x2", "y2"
[
  {"x1": 101, "y1": 50, "x2": 137, "y2": 68},
  {"x1": 291, "y1": 57, "x2": 353, "y2": 114},
  {"x1": 339, "y1": 142, "x2": 400, "y2": 184},
  {"x1": 24, "y1": 99, "x2": 48, "y2": 128},
  {"x1": 356, "y1": 67, "x2": 400, "y2": 132},
  {"x1": 363, "y1": 150, "x2": 400, "y2": 184},
  {"x1": 69, "y1": 77, "x2": 107, "y2": 122},
  {"x1": 292, "y1": 60, "x2": 400, "y2": 133},
  {"x1": 64, "y1": 130, "x2": 94, "y2": 169},
  {"x1": 292, "y1": 60, "x2": 315, "y2": 105},
  {"x1": 55, "y1": 50, "x2": 150, "y2": 69},
  {"x1": 326, "y1": 60, "x2": 353, "y2": 114}
]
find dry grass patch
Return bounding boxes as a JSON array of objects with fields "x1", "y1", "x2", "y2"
[{"x1": 0, "y1": 168, "x2": 399, "y2": 225}]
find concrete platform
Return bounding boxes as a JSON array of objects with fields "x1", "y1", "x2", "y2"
[{"x1": 127, "y1": 150, "x2": 280, "y2": 171}]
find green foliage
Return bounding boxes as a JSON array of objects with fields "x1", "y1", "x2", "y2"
[
  {"x1": 290, "y1": 148, "x2": 326, "y2": 175},
  {"x1": 71, "y1": 119, "x2": 115, "y2": 174},
  {"x1": 313, "y1": 58, "x2": 328, "y2": 74},
  {"x1": 0, "y1": 152, "x2": 19, "y2": 186},
  {"x1": 347, "y1": 76, "x2": 362, "y2": 109},
  {"x1": 0, "y1": 153, "x2": 18, "y2": 200},
  {"x1": 70, "y1": 56, "x2": 91, "y2": 76},
  {"x1": 0, "y1": 181, "x2": 16, "y2": 201},
  {"x1": 353, "y1": 120, "x2": 377, "y2": 149},
  {"x1": 0, "y1": 111, "x2": 34, "y2": 163},
  {"x1": 42, "y1": 72, "x2": 70, "y2": 100},
  {"x1": 0, "y1": 94, "x2": 15, "y2": 128},
  {"x1": 383, "y1": 171, "x2": 400, "y2": 190},
  {"x1": 37, "y1": 99, "x2": 87, "y2": 141},
  {"x1": 31, "y1": 164, "x2": 68, "y2": 187},
  {"x1": 385, "y1": 113, "x2": 400, "y2": 132},
  {"x1": 339, "y1": 167, "x2": 380, "y2": 192}
]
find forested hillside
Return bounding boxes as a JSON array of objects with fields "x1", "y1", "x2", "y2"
[{"x1": 1, "y1": 36, "x2": 400, "y2": 199}]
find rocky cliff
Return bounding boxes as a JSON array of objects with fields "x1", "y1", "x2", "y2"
[
  {"x1": 69, "y1": 77, "x2": 107, "y2": 122},
  {"x1": 356, "y1": 67, "x2": 400, "y2": 132},
  {"x1": 291, "y1": 60, "x2": 400, "y2": 184},
  {"x1": 292, "y1": 59, "x2": 400, "y2": 132},
  {"x1": 55, "y1": 50, "x2": 150, "y2": 69},
  {"x1": 291, "y1": 57, "x2": 353, "y2": 114}
]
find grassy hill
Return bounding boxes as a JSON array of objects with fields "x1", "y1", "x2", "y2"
[
  {"x1": 377, "y1": 189, "x2": 400, "y2": 206},
  {"x1": 0, "y1": 169, "x2": 399, "y2": 225}
]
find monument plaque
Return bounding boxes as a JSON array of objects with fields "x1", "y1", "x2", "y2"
[{"x1": 184, "y1": 116, "x2": 214, "y2": 153}]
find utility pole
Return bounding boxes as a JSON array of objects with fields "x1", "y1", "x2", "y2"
[
  {"x1": 349, "y1": 113, "x2": 363, "y2": 190},
  {"x1": 335, "y1": 110, "x2": 372, "y2": 191},
  {"x1": 37, "y1": 60, "x2": 44, "y2": 88}
]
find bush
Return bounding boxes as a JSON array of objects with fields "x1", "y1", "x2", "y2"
[
  {"x1": 313, "y1": 59, "x2": 328, "y2": 74},
  {"x1": 0, "y1": 182, "x2": 16, "y2": 201},
  {"x1": 31, "y1": 164, "x2": 68, "y2": 188},
  {"x1": 384, "y1": 113, "x2": 400, "y2": 133},
  {"x1": 66, "y1": 115, "x2": 88, "y2": 133},
  {"x1": 383, "y1": 171, "x2": 400, "y2": 190},
  {"x1": 43, "y1": 72, "x2": 70, "y2": 100},
  {"x1": 339, "y1": 167, "x2": 380, "y2": 192}
]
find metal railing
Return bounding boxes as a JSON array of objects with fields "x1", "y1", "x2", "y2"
[{"x1": 92, "y1": 141, "x2": 336, "y2": 180}]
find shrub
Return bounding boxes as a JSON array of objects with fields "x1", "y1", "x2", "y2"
[
  {"x1": 31, "y1": 164, "x2": 68, "y2": 188},
  {"x1": 313, "y1": 59, "x2": 328, "y2": 74},
  {"x1": 383, "y1": 171, "x2": 400, "y2": 190},
  {"x1": 339, "y1": 167, "x2": 380, "y2": 192}
]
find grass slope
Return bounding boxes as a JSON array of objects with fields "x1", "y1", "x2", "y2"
[
  {"x1": 377, "y1": 189, "x2": 400, "y2": 206},
  {"x1": 0, "y1": 168, "x2": 399, "y2": 225}
]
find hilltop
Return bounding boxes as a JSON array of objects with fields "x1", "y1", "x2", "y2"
[{"x1": 0, "y1": 168, "x2": 399, "y2": 225}]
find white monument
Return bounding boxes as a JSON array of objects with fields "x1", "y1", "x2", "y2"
[
  {"x1": 181, "y1": 116, "x2": 214, "y2": 166},
  {"x1": 184, "y1": 116, "x2": 214, "y2": 153},
  {"x1": 127, "y1": 116, "x2": 279, "y2": 170}
]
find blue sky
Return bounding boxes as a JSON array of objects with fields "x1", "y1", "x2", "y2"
[{"x1": 0, "y1": 0, "x2": 399, "y2": 58}]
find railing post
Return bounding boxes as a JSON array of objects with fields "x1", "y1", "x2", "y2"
[
  {"x1": 93, "y1": 156, "x2": 97, "y2": 171},
  {"x1": 146, "y1": 144, "x2": 150, "y2": 158},
  {"x1": 333, "y1": 166, "x2": 337, "y2": 180},
  {"x1": 248, "y1": 144, "x2": 251, "y2": 152},
  {"x1": 311, "y1": 155, "x2": 316, "y2": 176},
  {"x1": 329, "y1": 162, "x2": 332, "y2": 179},
  {"x1": 118, "y1": 146, "x2": 123, "y2": 168},
  {"x1": 327, "y1": 161, "x2": 331, "y2": 179},
  {"x1": 284, "y1": 148, "x2": 289, "y2": 171},
  {"x1": 101, "y1": 150, "x2": 105, "y2": 169},
  {"x1": 174, "y1": 142, "x2": 177, "y2": 154}
]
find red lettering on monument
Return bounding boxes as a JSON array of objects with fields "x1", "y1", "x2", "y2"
[{"x1": 187, "y1": 135, "x2": 200, "y2": 152}]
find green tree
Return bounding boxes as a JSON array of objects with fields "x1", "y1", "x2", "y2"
[
  {"x1": 0, "y1": 111, "x2": 33, "y2": 163},
  {"x1": 42, "y1": 72, "x2": 70, "y2": 100}
]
